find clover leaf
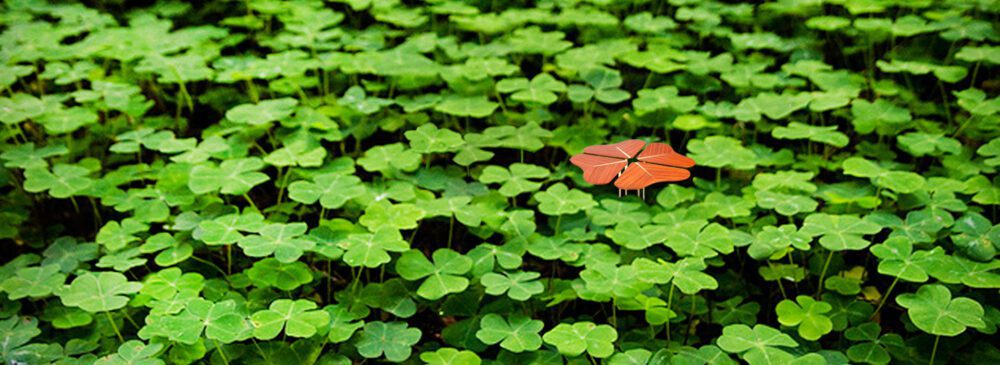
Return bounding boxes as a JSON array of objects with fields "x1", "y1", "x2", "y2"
[
  {"x1": 58, "y1": 272, "x2": 142, "y2": 313},
  {"x1": 22, "y1": 164, "x2": 94, "y2": 199},
  {"x1": 480, "y1": 271, "x2": 544, "y2": 301},
  {"x1": 246, "y1": 258, "x2": 313, "y2": 291},
  {"x1": 775, "y1": 296, "x2": 834, "y2": 341},
  {"x1": 94, "y1": 340, "x2": 164, "y2": 365},
  {"x1": 801, "y1": 213, "x2": 881, "y2": 251},
  {"x1": 897, "y1": 284, "x2": 986, "y2": 338},
  {"x1": 532, "y1": 183, "x2": 597, "y2": 216},
  {"x1": 842, "y1": 157, "x2": 926, "y2": 194},
  {"x1": 632, "y1": 86, "x2": 698, "y2": 115},
  {"x1": 496, "y1": 73, "x2": 567, "y2": 105},
  {"x1": 717, "y1": 324, "x2": 799, "y2": 365},
  {"x1": 237, "y1": 222, "x2": 314, "y2": 262},
  {"x1": 340, "y1": 228, "x2": 408, "y2": 268},
  {"x1": 687, "y1": 136, "x2": 757, "y2": 170},
  {"x1": 420, "y1": 348, "x2": 481, "y2": 365},
  {"x1": 749, "y1": 224, "x2": 812, "y2": 260},
  {"x1": 475, "y1": 313, "x2": 544, "y2": 353},
  {"x1": 226, "y1": 98, "x2": 298, "y2": 125},
  {"x1": 870, "y1": 237, "x2": 935, "y2": 282},
  {"x1": 396, "y1": 249, "x2": 472, "y2": 300},
  {"x1": 434, "y1": 95, "x2": 498, "y2": 118},
  {"x1": 405, "y1": 124, "x2": 465, "y2": 154},
  {"x1": 162, "y1": 298, "x2": 251, "y2": 344},
  {"x1": 0, "y1": 264, "x2": 65, "y2": 300},
  {"x1": 358, "y1": 143, "x2": 422, "y2": 173},
  {"x1": 250, "y1": 299, "x2": 330, "y2": 340},
  {"x1": 772, "y1": 122, "x2": 849, "y2": 147},
  {"x1": 478, "y1": 163, "x2": 549, "y2": 197},
  {"x1": 359, "y1": 201, "x2": 425, "y2": 230},
  {"x1": 542, "y1": 322, "x2": 617, "y2": 358},
  {"x1": 188, "y1": 158, "x2": 270, "y2": 195},
  {"x1": 356, "y1": 321, "x2": 422, "y2": 362}
]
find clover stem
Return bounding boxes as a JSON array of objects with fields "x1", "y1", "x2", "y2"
[
  {"x1": 213, "y1": 339, "x2": 230, "y2": 365},
  {"x1": 684, "y1": 295, "x2": 696, "y2": 345},
  {"x1": 815, "y1": 250, "x2": 835, "y2": 298},
  {"x1": 105, "y1": 311, "x2": 124, "y2": 343},
  {"x1": 871, "y1": 275, "x2": 899, "y2": 319},
  {"x1": 447, "y1": 215, "x2": 455, "y2": 249},
  {"x1": 554, "y1": 215, "x2": 562, "y2": 233},
  {"x1": 938, "y1": 81, "x2": 953, "y2": 125},
  {"x1": 611, "y1": 297, "x2": 617, "y2": 329},
  {"x1": 715, "y1": 168, "x2": 721, "y2": 190},
  {"x1": 243, "y1": 193, "x2": 258, "y2": 211},
  {"x1": 245, "y1": 79, "x2": 259, "y2": 103},
  {"x1": 226, "y1": 244, "x2": 232, "y2": 275},
  {"x1": 929, "y1": 335, "x2": 940, "y2": 365},
  {"x1": 665, "y1": 283, "x2": 675, "y2": 343},
  {"x1": 191, "y1": 255, "x2": 229, "y2": 279}
]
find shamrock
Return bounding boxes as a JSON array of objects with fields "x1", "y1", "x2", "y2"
[
  {"x1": 246, "y1": 258, "x2": 313, "y2": 291},
  {"x1": 717, "y1": 324, "x2": 799, "y2": 365},
  {"x1": 532, "y1": 183, "x2": 597, "y2": 216},
  {"x1": 405, "y1": 124, "x2": 464, "y2": 154},
  {"x1": 237, "y1": 222, "x2": 315, "y2": 262},
  {"x1": 0, "y1": 143, "x2": 67, "y2": 170},
  {"x1": 225, "y1": 98, "x2": 298, "y2": 125},
  {"x1": 478, "y1": 163, "x2": 549, "y2": 197},
  {"x1": 250, "y1": 299, "x2": 331, "y2": 340},
  {"x1": 632, "y1": 86, "x2": 698, "y2": 115},
  {"x1": 542, "y1": 322, "x2": 618, "y2": 358},
  {"x1": 188, "y1": 158, "x2": 270, "y2": 195},
  {"x1": 772, "y1": 122, "x2": 849, "y2": 147},
  {"x1": 664, "y1": 220, "x2": 734, "y2": 258},
  {"x1": 22, "y1": 164, "x2": 94, "y2": 198},
  {"x1": 604, "y1": 221, "x2": 668, "y2": 250},
  {"x1": 800, "y1": 213, "x2": 882, "y2": 251},
  {"x1": 0, "y1": 316, "x2": 42, "y2": 363},
  {"x1": 845, "y1": 323, "x2": 897, "y2": 365},
  {"x1": 323, "y1": 304, "x2": 365, "y2": 343},
  {"x1": 0, "y1": 264, "x2": 65, "y2": 300},
  {"x1": 396, "y1": 249, "x2": 472, "y2": 300},
  {"x1": 775, "y1": 296, "x2": 834, "y2": 341},
  {"x1": 420, "y1": 348, "x2": 481, "y2": 365},
  {"x1": 580, "y1": 262, "x2": 650, "y2": 298},
  {"x1": 162, "y1": 298, "x2": 250, "y2": 344},
  {"x1": 496, "y1": 73, "x2": 567, "y2": 105},
  {"x1": 476, "y1": 314, "x2": 544, "y2": 353},
  {"x1": 359, "y1": 201, "x2": 425, "y2": 230},
  {"x1": 749, "y1": 225, "x2": 812, "y2": 260},
  {"x1": 358, "y1": 143, "x2": 422, "y2": 173},
  {"x1": 850, "y1": 99, "x2": 912, "y2": 135},
  {"x1": 480, "y1": 271, "x2": 544, "y2": 301},
  {"x1": 59, "y1": 272, "x2": 143, "y2": 313},
  {"x1": 340, "y1": 228, "x2": 408, "y2": 268},
  {"x1": 897, "y1": 284, "x2": 985, "y2": 336},
  {"x1": 686, "y1": 136, "x2": 757, "y2": 170},
  {"x1": 195, "y1": 210, "x2": 265, "y2": 246},
  {"x1": 140, "y1": 267, "x2": 204, "y2": 301},
  {"x1": 842, "y1": 157, "x2": 926, "y2": 194},
  {"x1": 433, "y1": 95, "x2": 498, "y2": 118},
  {"x1": 870, "y1": 237, "x2": 936, "y2": 282},
  {"x1": 94, "y1": 340, "x2": 164, "y2": 365},
  {"x1": 356, "y1": 321, "x2": 422, "y2": 362}
]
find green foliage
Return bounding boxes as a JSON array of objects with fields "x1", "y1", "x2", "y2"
[{"x1": 0, "y1": 1, "x2": 998, "y2": 364}]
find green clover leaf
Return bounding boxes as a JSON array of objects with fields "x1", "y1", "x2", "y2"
[
  {"x1": 340, "y1": 228, "x2": 408, "y2": 268},
  {"x1": 250, "y1": 299, "x2": 331, "y2": 340},
  {"x1": 23, "y1": 163, "x2": 94, "y2": 199},
  {"x1": 532, "y1": 183, "x2": 597, "y2": 216},
  {"x1": 419, "y1": 348, "x2": 481, "y2": 365},
  {"x1": 476, "y1": 314, "x2": 544, "y2": 353},
  {"x1": 356, "y1": 321, "x2": 422, "y2": 362},
  {"x1": 542, "y1": 321, "x2": 618, "y2": 358},
  {"x1": 246, "y1": 258, "x2": 314, "y2": 291},
  {"x1": 496, "y1": 73, "x2": 567, "y2": 105},
  {"x1": 0, "y1": 264, "x2": 65, "y2": 300},
  {"x1": 870, "y1": 237, "x2": 936, "y2": 282},
  {"x1": 896, "y1": 284, "x2": 985, "y2": 336},
  {"x1": 717, "y1": 324, "x2": 799, "y2": 365},
  {"x1": 58, "y1": 272, "x2": 142, "y2": 313},
  {"x1": 358, "y1": 143, "x2": 422, "y2": 173},
  {"x1": 687, "y1": 136, "x2": 757, "y2": 170},
  {"x1": 632, "y1": 86, "x2": 698, "y2": 115},
  {"x1": 396, "y1": 249, "x2": 472, "y2": 300},
  {"x1": 188, "y1": 158, "x2": 270, "y2": 195},
  {"x1": 237, "y1": 222, "x2": 314, "y2": 263},
  {"x1": 775, "y1": 295, "x2": 834, "y2": 341},
  {"x1": 162, "y1": 298, "x2": 251, "y2": 344},
  {"x1": 94, "y1": 340, "x2": 164, "y2": 365},
  {"x1": 359, "y1": 201, "x2": 425, "y2": 230},
  {"x1": 225, "y1": 98, "x2": 298, "y2": 125},
  {"x1": 800, "y1": 213, "x2": 881, "y2": 251},
  {"x1": 405, "y1": 124, "x2": 465, "y2": 154},
  {"x1": 749, "y1": 224, "x2": 812, "y2": 260},
  {"x1": 480, "y1": 271, "x2": 544, "y2": 301},
  {"x1": 478, "y1": 163, "x2": 549, "y2": 197}
]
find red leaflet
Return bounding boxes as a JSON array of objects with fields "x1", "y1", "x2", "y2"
[{"x1": 570, "y1": 139, "x2": 694, "y2": 196}]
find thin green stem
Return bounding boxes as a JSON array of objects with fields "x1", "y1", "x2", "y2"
[
  {"x1": 929, "y1": 335, "x2": 940, "y2": 365},
  {"x1": 214, "y1": 339, "x2": 230, "y2": 365},
  {"x1": 871, "y1": 275, "x2": 900, "y2": 318},
  {"x1": 815, "y1": 250, "x2": 835, "y2": 298},
  {"x1": 105, "y1": 311, "x2": 124, "y2": 343},
  {"x1": 447, "y1": 215, "x2": 455, "y2": 249}
]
